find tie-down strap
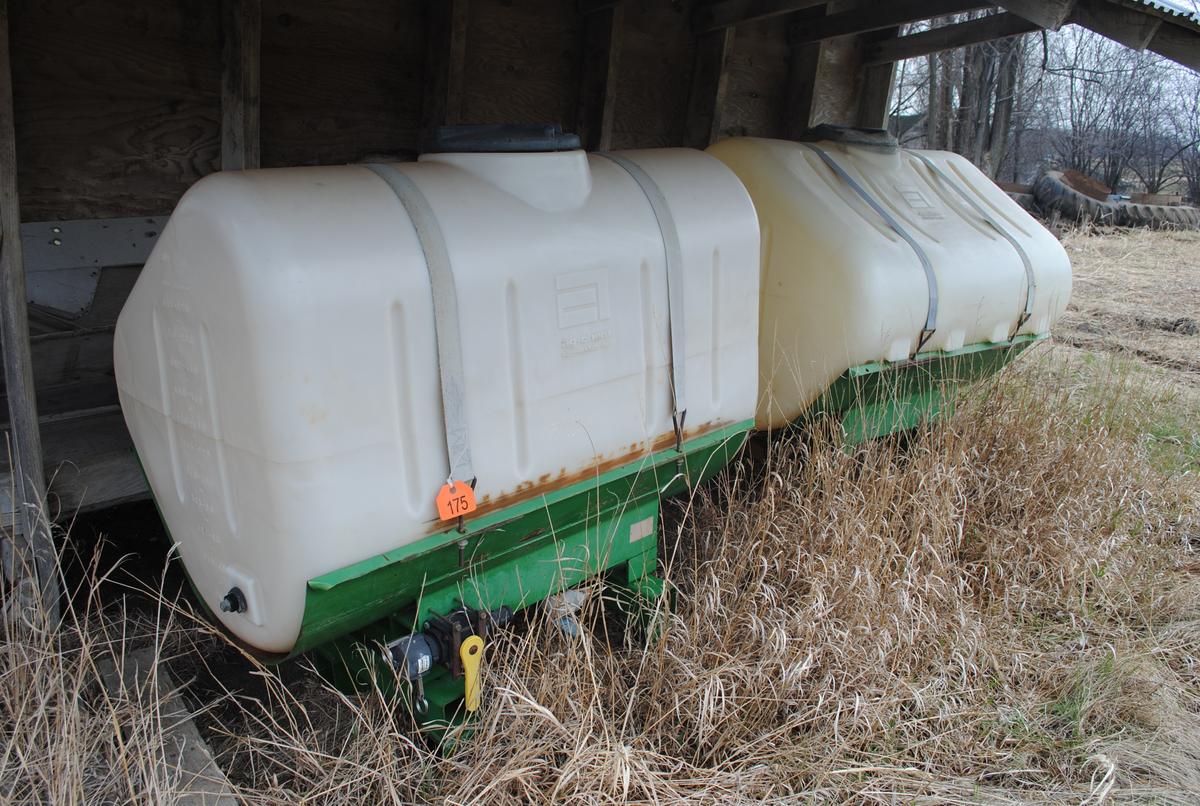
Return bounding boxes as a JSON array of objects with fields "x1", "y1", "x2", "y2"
[
  {"x1": 908, "y1": 151, "x2": 1036, "y2": 339},
  {"x1": 597, "y1": 153, "x2": 687, "y2": 448},
  {"x1": 803, "y1": 143, "x2": 939, "y2": 357},
  {"x1": 365, "y1": 163, "x2": 475, "y2": 484}
]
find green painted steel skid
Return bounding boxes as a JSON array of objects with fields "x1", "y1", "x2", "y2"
[
  {"x1": 807, "y1": 335, "x2": 1046, "y2": 444},
  {"x1": 298, "y1": 419, "x2": 752, "y2": 725}
]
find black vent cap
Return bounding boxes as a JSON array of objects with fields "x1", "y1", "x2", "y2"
[
  {"x1": 801, "y1": 124, "x2": 898, "y2": 152},
  {"x1": 424, "y1": 123, "x2": 582, "y2": 154}
]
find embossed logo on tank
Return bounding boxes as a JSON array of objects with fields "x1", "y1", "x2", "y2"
[
  {"x1": 556, "y1": 270, "x2": 612, "y2": 356},
  {"x1": 895, "y1": 185, "x2": 944, "y2": 220}
]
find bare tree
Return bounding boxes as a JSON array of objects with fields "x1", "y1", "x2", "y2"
[
  {"x1": 1174, "y1": 73, "x2": 1200, "y2": 202},
  {"x1": 886, "y1": 20, "x2": 1193, "y2": 195}
]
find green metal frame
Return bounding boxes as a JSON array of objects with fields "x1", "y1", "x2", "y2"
[
  {"x1": 298, "y1": 419, "x2": 753, "y2": 723},
  {"x1": 806, "y1": 335, "x2": 1046, "y2": 443}
]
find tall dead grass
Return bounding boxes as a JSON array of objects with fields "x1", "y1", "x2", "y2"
[{"x1": 2, "y1": 349, "x2": 1198, "y2": 804}]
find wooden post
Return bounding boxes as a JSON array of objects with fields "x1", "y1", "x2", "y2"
[
  {"x1": 784, "y1": 7, "x2": 827, "y2": 139},
  {"x1": 576, "y1": 1, "x2": 624, "y2": 151},
  {"x1": 0, "y1": 0, "x2": 59, "y2": 622},
  {"x1": 221, "y1": 0, "x2": 261, "y2": 171},
  {"x1": 420, "y1": 0, "x2": 469, "y2": 148},
  {"x1": 684, "y1": 27, "x2": 735, "y2": 149},
  {"x1": 856, "y1": 29, "x2": 898, "y2": 130}
]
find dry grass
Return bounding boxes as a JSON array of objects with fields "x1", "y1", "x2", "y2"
[
  {"x1": 1060, "y1": 227, "x2": 1200, "y2": 384},
  {"x1": 2, "y1": 229, "x2": 1199, "y2": 804}
]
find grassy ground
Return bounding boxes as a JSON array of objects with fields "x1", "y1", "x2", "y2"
[{"x1": 2, "y1": 228, "x2": 1198, "y2": 804}]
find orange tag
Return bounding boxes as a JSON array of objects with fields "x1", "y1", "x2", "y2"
[{"x1": 436, "y1": 480, "x2": 478, "y2": 521}]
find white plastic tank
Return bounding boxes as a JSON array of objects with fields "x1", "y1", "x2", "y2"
[
  {"x1": 707, "y1": 133, "x2": 1072, "y2": 430},
  {"x1": 114, "y1": 145, "x2": 760, "y2": 653}
]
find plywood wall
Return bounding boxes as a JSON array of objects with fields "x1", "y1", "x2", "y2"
[
  {"x1": 10, "y1": 0, "x2": 221, "y2": 220},
  {"x1": 259, "y1": 0, "x2": 426, "y2": 167},
  {"x1": 8, "y1": 0, "x2": 857, "y2": 221}
]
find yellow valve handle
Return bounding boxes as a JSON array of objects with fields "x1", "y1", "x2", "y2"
[{"x1": 460, "y1": 635, "x2": 485, "y2": 713}]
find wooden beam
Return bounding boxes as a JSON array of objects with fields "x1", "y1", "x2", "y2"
[
  {"x1": 0, "y1": 0, "x2": 58, "y2": 621},
  {"x1": 578, "y1": 0, "x2": 619, "y2": 12},
  {"x1": 1068, "y1": 0, "x2": 1162, "y2": 51},
  {"x1": 784, "y1": 8, "x2": 827, "y2": 138},
  {"x1": 791, "y1": 0, "x2": 994, "y2": 44},
  {"x1": 420, "y1": 0, "x2": 469, "y2": 148},
  {"x1": 684, "y1": 27, "x2": 735, "y2": 148},
  {"x1": 576, "y1": 1, "x2": 624, "y2": 151},
  {"x1": 995, "y1": 0, "x2": 1074, "y2": 30},
  {"x1": 220, "y1": 0, "x2": 261, "y2": 171},
  {"x1": 1146, "y1": 20, "x2": 1200, "y2": 73},
  {"x1": 856, "y1": 28, "x2": 898, "y2": 128},
  {"x1": 865, "y1": 12, "x2": 1039, "y2": 64},
  {"x1": 693, "y1": 0, "x2": 826, "y2": 34}
]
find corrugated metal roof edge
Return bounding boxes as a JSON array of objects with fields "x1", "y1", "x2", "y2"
[{"x1": 1120, "y1": 0, "x2": 1200, "y2": 30}]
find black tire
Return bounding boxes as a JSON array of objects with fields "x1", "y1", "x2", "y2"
[
  {"x1": 1034, "y1": 171, "x2": 1200, "y2": 230},
  {"x1": 1033, "y1": 171, "x2": 1120, "y2": 225},
  {"x1": 1115, "y1": 200, "x2": 1200, "y2": 230}
]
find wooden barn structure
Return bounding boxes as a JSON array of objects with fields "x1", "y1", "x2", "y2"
[{"x1": 1, "y1": 0, "x2": 1198, "y2": 610}]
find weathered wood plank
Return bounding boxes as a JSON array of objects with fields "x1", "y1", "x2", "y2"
[
  {"x1": 221, "y1": 0, "x2": 260, "y2": 170},
  {"x1": 1, "y1": 0, "x2": 58, "y2": 619},
  {"x1": 684, "y1": 27, "x2": 735, "y2": 148},
  {"x1": 576, "y1": 1, "x2": 623, "y2": 150},
  {"x1": 856, "y1": 49, "x2": 896, "y2": 127},
  {"x1": 98, "y1": 648, "x2": 237, "y2": 805},
  {"x1": 1, "y1": 409, "x2": 148, "y2": 526},
  {"x1": 797, "y1": 0, "x2": 869, "y2": 129},
  {"x1": 420, "y1": 0, "x2": 468, "y2": 146},
  {"x1": 693, "y1": 0, "x2": 826, "y2": 33},
  {"x1": 460, "y1": 0, "x2": 580, "y2": 129},
  {"x1": 1146, "y1": 20, "x2": 1200, "y2": 72},
  {"x1": 611, "y1": 0, "x2": 695, "y2": 148},
  {"x1": 996, "y1": 0, "x2": 1074, "y2": 30},
  {"x1": 1068, "y1": 0, "x2": 1162, "y2": 52},
  {"x1": 790, "y1": 0, "x2": 993, "y2": 44},
  {"x1": 10, "y1": 0, "x2": 221, "y2": 219},
  {"x1": 783, "y1": 6, "x2": 828, "y2": 139},
  {"x1": 864, "y1": 12, "x2": 1039, "y2": 65},
  {"x1": 263, "y1": 0, "x2": 425, "y2": 165},
  {"x1": 721, "y1": 16, "x2": 791, "y2": 139}
]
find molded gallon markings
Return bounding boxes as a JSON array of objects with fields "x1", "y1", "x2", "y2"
[
  {"x1": 389, "y1": 302, "x2": 424, "y2": 517},
  {"x1": 504, "y1": 282, "x2": 531, "y2": 477},
  {"x1": 555, "y1": 269, "x2": 610, "y2": 328},
  {"x1": 199, "y1": 325, "x2": 238, "y2": 537},
  {"x1": 710, "y1": 247, "x2": 721, "y2": 408},
  {"x1": 556, "y1": 269, "x2": 612, "y2": 357},
  {"x1": 906, "y1": 160, "x2": 996, "y2": 241},
  {"x1": 893, "y1": 185, "x2": 944, "y2": 221},
  {"x1": 860, "y1": 170, "x2": 941, "y2": 243},
  {"x1": 152, "y1": 307, "x2": 186, "y2": 505}
]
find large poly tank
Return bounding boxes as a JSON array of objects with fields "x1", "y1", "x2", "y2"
[
  {"x1": 708, "y1": 130, "x2": 1072, "y2": 433},
  {"x1": 114, "y1": 143, "x2": 760, "y2": 655}
]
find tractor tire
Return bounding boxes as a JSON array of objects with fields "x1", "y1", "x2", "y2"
[{"x1": 1033, "y1": 171, "x2": 1120, "y2": 225}]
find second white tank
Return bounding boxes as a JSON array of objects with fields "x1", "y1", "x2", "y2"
[{"x1": 708, "y1": 134, "x2": 1072, "y2": 430}]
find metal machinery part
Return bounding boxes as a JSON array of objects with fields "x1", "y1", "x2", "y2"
[{"x1": 302, "y1": 420, "x2": 752, "y2": 730}]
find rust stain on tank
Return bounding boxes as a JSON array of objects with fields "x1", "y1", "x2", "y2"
[
  {"x1": 415, "y1": 420, "x2": 728, "y2": 539},
  {"x1": 467, "y1": 420, "x2": 722, "y2": 520}
]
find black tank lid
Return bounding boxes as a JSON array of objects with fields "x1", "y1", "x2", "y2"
[
  {"x1": 424, "y1": 124, "x2": 582, "y2": 154},
  {"x1": 801, "y1": 124, "x2": 898, "y2": 152}
]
